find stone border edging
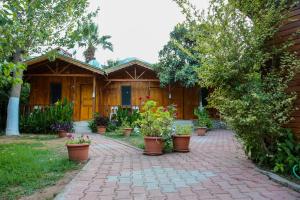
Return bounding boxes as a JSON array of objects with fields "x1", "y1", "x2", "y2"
[
  {"x1": 255, "y1": 167, "x2": 300, "y2": 192},
  {"x1": 102, "y1": 135, "x2": 144, "y2": 152}
]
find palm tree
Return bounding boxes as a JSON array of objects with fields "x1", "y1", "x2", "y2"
[{"x1": 78, "y1": 22, "x2": 113, "y2": 63}]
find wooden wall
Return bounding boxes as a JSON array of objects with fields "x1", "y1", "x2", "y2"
[{"x1": 275, "y1": 4, "x2": 300, "y2": 140}]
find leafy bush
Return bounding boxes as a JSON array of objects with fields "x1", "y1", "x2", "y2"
[
  {"x1": 93, "y1": 113, "x2": 109, "y2": 126},
  {"x1": 88, "y1": 120, "x2": 97, "y2": 133},
  {"x1": 175, "y1": 0, "x2": 300, "y2": 174},
  {"x1": 175, "y1": 125, "x2": 192, "y2": 136},
  {"x1": 137, "y1": 100, "x2": 175, "y2": 138},
  {"x1": 194, "y1": 107, "x2": 212, "y2": 128},
  {"x1": 115, "y1": 107, "x2": 141, "y2": 127},
  {"x1": 20, "y1": 99, "x2": 74, "y2": 134}
]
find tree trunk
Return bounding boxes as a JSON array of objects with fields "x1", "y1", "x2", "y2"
[
  {"x1": 6, "y1": 50, "x2": 23, "y2": 136},
  {"x1": 84, "y1": 45, "x2": 96, "y2": 63}
]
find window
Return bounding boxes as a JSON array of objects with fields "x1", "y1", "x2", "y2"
[
  {"x1": 50, "y1": 83, "x2": 62, "y2": 104},
  {"x1": 201, "y1": 88, "x2": 208, "y2": 107},
  {"x1": 121, "y1": 86, "x2": 131, "y2": 106}
]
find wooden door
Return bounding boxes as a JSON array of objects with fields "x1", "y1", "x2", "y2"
[
  {"x1": 150, "y1": 87, "x2": 164, "y2": 107},
  {"x1": 80, "y1": 84, "x2": 93, "y2": 120},
  {"x1": 183, "y1": 87, "x2": 200, "y2": 119}
]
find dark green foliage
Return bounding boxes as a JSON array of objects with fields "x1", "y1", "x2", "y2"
[
  {"x1": 88, "y1": 120, "x2": 97, "y2": 133},
  {"x1": 0, "y1": 143, "x2": 77, "y2": 200},
  {"x1": 20, "y1": 99, "x2": 74, "y2": 134},
  {"x1": 155, "y1": 23, "x2": 199, "y2": 87},
  {"x1": 93, "y1": 113, "x2": 109, "y2": 126},
  {"x1": 174, "y1": 0, "x2": 300, "y2": 174},
  {"x1": 194, "y1": 107, "x2": 212, "y2": 128},
  {"x1": 115, "y1": 107, "x2": 141, "y2": 127}
]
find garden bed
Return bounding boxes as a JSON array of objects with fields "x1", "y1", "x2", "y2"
[{"x1": 0, "y1": 135, "x2": 82, "y2": 200}]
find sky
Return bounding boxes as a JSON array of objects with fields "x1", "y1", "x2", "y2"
[{"x1": 74, "y1": 0, "x2": 209, "y2": 65}]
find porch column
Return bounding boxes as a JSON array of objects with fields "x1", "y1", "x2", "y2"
[{"x1": 92, "y1": 75, "x2": 96, "y2": 114}]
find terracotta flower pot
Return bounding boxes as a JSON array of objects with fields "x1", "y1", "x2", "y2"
[
  {"x1": 123, "y1": 128, "x2": 133, "y2": 137},
  {"x1": 66, "y1": 144, "x2": 90, "y2": 162},
  {"x1": 172, "y1": 135, "x2": 191, "y2": 152},
  {"x1": 97, "y1": 126, "x2": 106, "y2": 135},
  {"x1": 195, "y1": 127, "x2": 207, "y2": 136},
  {"x1": 58, "y1": 130, "x2": 67, "y2": 138},
  {"x1": 144, "y1": 136, "x2": 164, "y2": 156}
]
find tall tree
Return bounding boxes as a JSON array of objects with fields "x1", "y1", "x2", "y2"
[
  {"x1": 77, "y1": 21, "x2": 113, "y2": 63},
  {"x1": 154, "y1": 23, "x2": 199, "y2": 87},
  {"x1": 0, "y1": 0, "x2": 95, "y2": 136}
]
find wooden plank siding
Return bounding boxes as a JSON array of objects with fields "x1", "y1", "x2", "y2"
[{"x1": 274, "y1": 4, "x2": 300, "y2": 140}]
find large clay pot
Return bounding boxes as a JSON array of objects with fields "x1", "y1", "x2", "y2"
[
  {"x1": 58, "y1": 130, "x2": 67, "y2": 138},
  {"x1": 66, "y1": 144, "x2": 89, "y2": 162},
  {"x1": 123, "y1": 128, "x2": 133, "y2": 137},
  {"x1": 97, "y1": 126, "x2": 106, "y2": 135},
  {"x1": 144, "y1": 136, "x2": 164, "y2": 156},
  {"x1": 195, "y1": 127, "x2": 207, "y2": 136},
  {"x1": 172, "y1": 135, "x2": 191, "y2": 152}
]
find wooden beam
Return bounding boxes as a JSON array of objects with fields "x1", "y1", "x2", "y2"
[
  {"x1": 25, "y1": 74, "x2": 95, "y2": 77},
  {"x1": 46, "y1": 64, "x2": 56, "y2": 74},
  {"x1": 134, "y1": 67, "x2": 137, "y2": 79},
  {"x1": 125, "y1": 70, "x2": 134, "y2": 79},
  {"x1": 58, "y1": 64, "x2": 71, "y2": 74},
  {"x1": 137, "y1": 70, "x2": 146, "y2": 79},
  {"x1": 105, "y1": 79, "x2": 160, "y2": 82}
]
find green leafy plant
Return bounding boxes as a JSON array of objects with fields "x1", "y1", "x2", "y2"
[
  {"x1": 20, "y1": 99, "x2": 74, "y2": 134},
  {"x1": 194, "y1": 107, "x2": 212, "y2": 128},
  {"x1": 88, "y1": 120, "x2": 97, "y2": 133},
  {"x1": 115, "y1": 107, "x2": 141, "y2": 128},
  {"x1": 93, "y1": 113, "x2": 109, "y2": 127},
  {"x1": 175, "y1": 125, "x2": 192, "y2": 136},
  {"x1": 137, "y1": 100, "x2": 175, "y2": 138}
]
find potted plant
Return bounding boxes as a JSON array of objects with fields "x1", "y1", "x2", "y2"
[
  {"x1": 66, "y1": 134, "x2": 91, "y2": 162},
  {"x1": 94, "y1": 113, "x2": 109, "y2": 134},
  {"x1": 121, "y1": 120, "x2": 133, "y2": 137},
  {"x1": 51, "y1": 122, "x2": 73, "y2": 138},
  {"x1": 172, "y1": 125, "x2": 192, "y2": 152},
  {"x1": 194, "y1": 107, "x2": 212, "y2": 136},
  {"x1": 137, "y1": 100, "x2": 175, "y2": 155}
]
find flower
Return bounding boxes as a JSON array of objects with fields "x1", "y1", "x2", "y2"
[
  {"x1": 146, "y1": 95, "x2": 150, "y2": 99},
  {"x1": 138, "y1": 97, "x2": 142, "y2": 101}
]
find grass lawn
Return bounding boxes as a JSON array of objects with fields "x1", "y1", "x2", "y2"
[
  {"x1": 0, "y1": 135, "x2": 80, "y2": 200},
  {"x1": 105, "y1": 130, "x2": 144, "y2": 149}
]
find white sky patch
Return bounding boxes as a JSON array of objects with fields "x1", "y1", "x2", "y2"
[{"x1": 73, "y1": 0, "x2": 209, "y2": 65}]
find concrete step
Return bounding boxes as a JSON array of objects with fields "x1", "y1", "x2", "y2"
[{"x1": 74, "y1": 121, "x2": 92, "y2": 134}]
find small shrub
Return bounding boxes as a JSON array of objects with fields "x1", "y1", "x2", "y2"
[
  {"x1": 93, "y1": 113, "x2": 109, "y2": 126},
  {"x1": 175, "y1": 125, "x2": 192, "y2": 136},
  {"x1": 88, "y1": 120, "x2": 97, "y2": 133},
  {"x1": 194, "y1": 107, "x2": 212, "y2": 128},
  {"x1": 20, "y1": 99, "x2": 74, "y2": 134}
]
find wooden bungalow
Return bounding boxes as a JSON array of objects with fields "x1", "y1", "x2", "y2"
[{"x1": 23, "y1": 49, "x2": 202, "y2": 121}]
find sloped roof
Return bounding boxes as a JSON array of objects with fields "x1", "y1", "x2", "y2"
[
  {"x1": 24, "y1": 49, "x2": 105, "y2": 75},
  {"x1": 104, "y1": 57, "x2": 154, "y2": 74}
]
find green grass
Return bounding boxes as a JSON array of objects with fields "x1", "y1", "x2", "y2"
[
  {"x1": 0, "y1": 141, "x2": 78, "y2": 200},
  {"x1": 105, "y1": 130, "x2": 144, "y2": 149}
]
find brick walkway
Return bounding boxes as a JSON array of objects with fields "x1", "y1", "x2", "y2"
[{"x1": 55, "y1": 130, "x2": 300, "y2": 200}]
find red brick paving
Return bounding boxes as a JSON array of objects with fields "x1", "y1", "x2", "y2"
[{"x1": 55, "y1": 130, "x2": 300, "y2": 200}]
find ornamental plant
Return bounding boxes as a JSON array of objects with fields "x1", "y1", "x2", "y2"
[
  {"x1": 50, "y1": 122, "x2": 73, "y2": 132},
  {"x1": 93, "y1": 113, "x2": 109, "y2": 127},
  {"x1": 175, "y1": 125, "x2": 192, "y2": 136},
  {"x1": 66, "y1": 134, "x2": 91, "y2": 145},
  {"x1": 137, "y1": 100, "x2": 175, "y2": 138},
  {"x1": 194, "y1": 107, "x2": 212, "y2": 128}
]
